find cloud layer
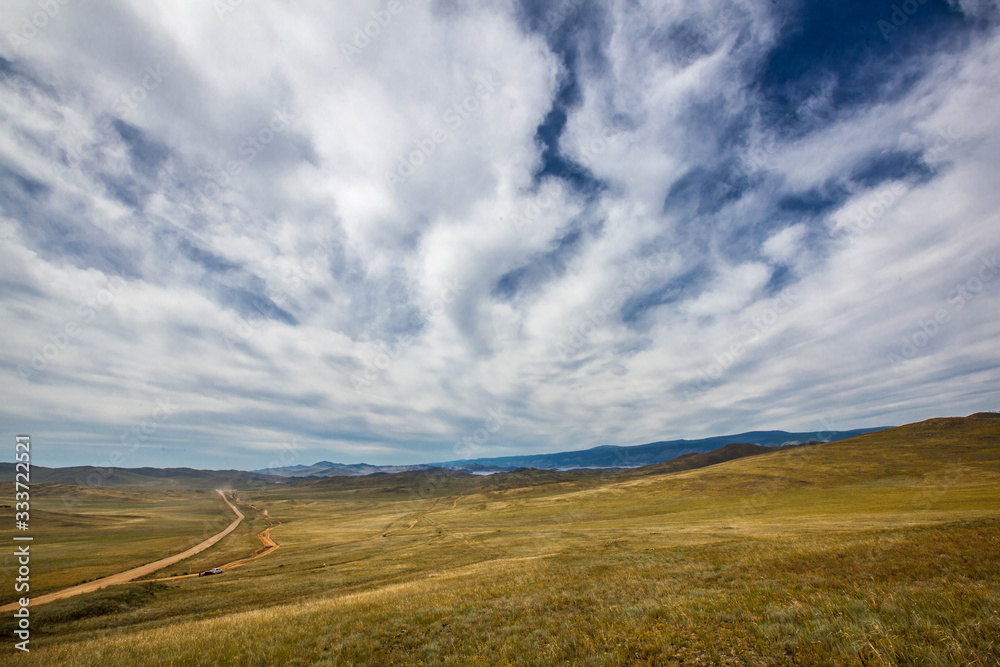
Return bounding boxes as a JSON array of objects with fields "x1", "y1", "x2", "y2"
[{"x1": 2, "y1": 0, "x2": 999, "y2": 468}]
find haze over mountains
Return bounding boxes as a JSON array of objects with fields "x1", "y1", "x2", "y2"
[
  {"x1": 0, "y1": 464, "x2": 284, "y2": 491},
  {"x1": 256, "y1": 427, "x2": 887, "y2": 477},
  {"x1": 2, "y1": 426, "x2": 891, "y2": 488}
]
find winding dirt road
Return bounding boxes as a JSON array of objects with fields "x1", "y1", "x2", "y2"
[
  {"x1": 151, "y1": 499, "x2": 281, "y2": 582},
  {"x1": 215, "y1": 502, "x2": 280, "y2": 568},
  {"x1": 0, "y1": 490, "x2": 243, "y2": 612}
]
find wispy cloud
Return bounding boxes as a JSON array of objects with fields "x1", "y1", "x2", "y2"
[{"x1": 1, "y1": 0, "x2": 998, "y2": 468}]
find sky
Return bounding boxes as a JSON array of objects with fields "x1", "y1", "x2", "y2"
[{"x1": 1, "y1": 0, "x2": 999, "y2": 470}]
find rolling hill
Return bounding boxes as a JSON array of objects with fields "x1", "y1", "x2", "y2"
[{"x1": 9, "y1": 415, "x2": 998, "y2": 666}]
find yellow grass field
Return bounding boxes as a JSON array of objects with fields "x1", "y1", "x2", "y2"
[{"x1": 3, "y1": 416, "x2": 999, "y2": 665}]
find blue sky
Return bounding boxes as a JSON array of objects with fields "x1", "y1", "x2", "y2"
[{"x1": 1, "y1": 0, "x2": 999, "y2": 469}]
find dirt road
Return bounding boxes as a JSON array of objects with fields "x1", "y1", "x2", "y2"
[
  {"x1": 214, "y1": 502, "x2": 280, "y2": 568},
  {"x1": 0, "y1": 489, "x2": 243, "y2": 612},
  {"x1": 244, "y1": 504, "x2": 280, "y2": 557},
  {"x1": 152, "y1": 500, "x2": 281, "y2": 581}
]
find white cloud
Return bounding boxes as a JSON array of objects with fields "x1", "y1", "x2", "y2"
[
  {"x1": 762, "y1": 224, "x2": 806, "y2": 263},
  {"x1": 0, "y1": 0, "x2": 998, "y2": 467}
]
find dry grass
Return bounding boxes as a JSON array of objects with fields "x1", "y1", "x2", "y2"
[
  {"x1": 5, "y1": 417, "x2": 999, "y2": 665},
  {"x1": 0, "y1": 487, "x2": 243, "y2": 597}
]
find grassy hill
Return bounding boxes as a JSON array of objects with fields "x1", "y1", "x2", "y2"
[
  {"x1": 619, "y1": 441, "x2": 806, "y2": 478},
  {"x1": 6, "y1": 416, "x2": 999, "y2": 666}
]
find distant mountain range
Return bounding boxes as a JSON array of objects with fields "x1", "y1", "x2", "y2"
[
  {"x1": 256, "y1": 427, "x2": 889, "y2": 478},
  {"x1": 0, "y1": 464, "x2": 283, "y2": 490},
  {"x1": 253, "y1": 461, "x2": 431, "y2": 478},
  {"x1": 1, "y1": 427, "x2": 893, "y2": 489}
]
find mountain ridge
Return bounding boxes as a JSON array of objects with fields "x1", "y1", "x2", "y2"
[{"x1": 256, "y1": 426, "x2": 889, "y2": 477}]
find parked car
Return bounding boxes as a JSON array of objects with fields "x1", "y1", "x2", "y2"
[{"x1": 199, "y1": 567, "x2": 224, "y2": 577}]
